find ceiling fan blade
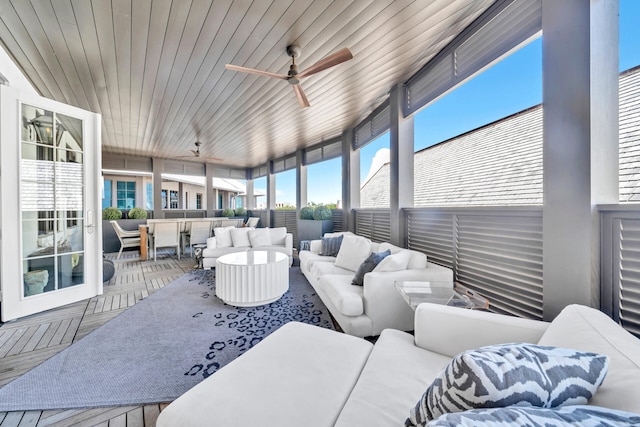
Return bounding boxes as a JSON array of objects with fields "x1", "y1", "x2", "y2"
[
  {"x1": 297, "y1": 48, "x2": 353, "y2": 78},
  {"x1": 225, "y1": 64, "x2": 288, "y2": 80},
  {"x1": 293, "y1": 84, "x2": 310, "y2": 109}
]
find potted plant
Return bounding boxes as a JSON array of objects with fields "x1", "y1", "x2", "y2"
[
  {"x1": 102, "y1": 207, "x2": 122, "y2": 220},
  {"x1": 234, "y1": 207, "x2": 247, "y2": 217},
  {"x1": 296, "y1": 204, "x2": 334, "y2": 248},
  {"x1": 127, "y1": 207, "x2": 148, "y2": 220},
  {"x1": 221, "y1": 208, "x2": 235, "y2": 218}
]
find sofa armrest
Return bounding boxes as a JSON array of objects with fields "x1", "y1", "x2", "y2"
[
  {"x1": 206, "y1": 237, "x2": 217, "y2": 249},
  {"x1": 414, "y1": 303, "x2": 549, "y2": 357},
  {"x1": 285, "y1": 233, "x2": 293, "y2": 250},
  {"x1": 362, "y1": 269, "x2": 433, "y2": 335}
]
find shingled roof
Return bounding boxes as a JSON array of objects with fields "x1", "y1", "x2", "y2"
[{"x1": 360, "y1": 65, "x2": 640, "y2": 208}]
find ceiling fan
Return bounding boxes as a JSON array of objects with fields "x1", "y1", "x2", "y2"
[
  {"x1": 177, "y1": 141, "x2": 223, "y2": 162},
  {"x1": 225, "y1": 45, "x2": 353, "y2": 108}
]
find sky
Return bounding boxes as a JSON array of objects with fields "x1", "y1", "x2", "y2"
[{"x1": 266, "y1": 0, "x2": 640, "y2": 208}]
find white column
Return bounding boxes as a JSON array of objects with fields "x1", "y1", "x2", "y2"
[
  {"x1": 389, "y1": 84, "x2": 414, "y2": 247},
  {"x1": 296, "y1": 149, "x2": 307, "y2": 210},
  {"x1": 206, "y1": 163, "x2": 215, "y2": 215},
  {"x1": 542, "y1": 0, "x2": 619, "y2": 320},
  {"x1": 152, "y1": 158, "x2": 163, "y2": 219}
]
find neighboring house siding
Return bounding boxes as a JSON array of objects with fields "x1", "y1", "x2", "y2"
[
  {"x1": 361, "y1": 66, "x2": 640, "y2": 207},
  {"x1": 620, "y1": 67, "x2": 640, "y2": 203}
]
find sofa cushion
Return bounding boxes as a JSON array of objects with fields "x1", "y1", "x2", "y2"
[
  {"x1": 408, "y1": 343, "x2": 609, "y2": 424},
  {"x1": 268, "y1": 227, "x2": 288, "y2": 245},
  {"x1": 426, "y1": 406, "x2": 640, "y2": 427},
  {"x1": 214, "y1": 226, "x2": 234, "y2": 248},
  {"x1": 298, "y1": 251, "x2": 335, "y2": 274},
  {"x1": 230, "y1": 228, "x2": 252, "y2": 247},
  {"x1": 373, "y1": 249, "x2": 411, "y2": 272},
  {"x1": 334, "y1": 329, "x2": 451, "y2": 427},
  {"x1": 537, "y1": 304, "x2": 640, "y2": 414},
  {"x1": 248, "y1": 228, "x2": 272, "y2": 247},
  {"x1": 334, "y1": 235, "x2": 371, "y2": 272},
  {"x1": 321, "y1": 235, "x2": 344, "y2": 256},
  {"x1": 310, "y1": 261, "x2": 353, "y2": 281},
  {"x1": 378, "y1": 242, "x2": 427, "y2": 269},
  {"x1": 352, "y1": 250, "x2": 391, "y2": 286},
  {"x1": 156, "y1": 322, "x2": 373, "y2": 427},
  {"x1": 320, "y1": 275, "x2": 364, "y2": 316}
]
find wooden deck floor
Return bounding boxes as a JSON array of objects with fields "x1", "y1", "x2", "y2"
[{"x1": 0, "y1": 250, "x2": 196, "y2": 427}]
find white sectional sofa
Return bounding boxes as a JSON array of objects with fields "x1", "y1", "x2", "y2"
[
  {"x1": 157, "y1": 303, "x2": 640, "y2": 426},
  {"x1": 299, "y1": 232, "x2": 453, "y2": 337},
  {"x1": 202, "y1": 226, "x2": 293, "y2": 268}
]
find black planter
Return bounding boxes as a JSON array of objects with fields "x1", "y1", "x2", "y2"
[
  {"x1": 296, "y1": 219, "x2": 333, "y2": 249},
  {"x1": 102, "y1": 219, "x2": 148, "y2": 253}
]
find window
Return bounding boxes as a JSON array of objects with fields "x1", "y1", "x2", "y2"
[
  {"x1": 102, "y1": 179, "x2": 112, "y2": 208},
  {"x1": 161, "y1": 190, "x2": 167, "y2": 209},
  {"x1": 116, "y1": 181, "x2": 135, "y2": 210},
  {"x1": 196, "y1": 193, "x2": 202, "y2": 210},
  {"x1": 170, "y1": 190, "x2": 178, "y2": 209},
  {"x1": 145, "y1": 183, "x2": 153, "y2": 210}
]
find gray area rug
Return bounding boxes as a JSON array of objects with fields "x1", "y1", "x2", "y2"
[{"x1": 0, "y1": 267, "x2": 335, "y2": 411}]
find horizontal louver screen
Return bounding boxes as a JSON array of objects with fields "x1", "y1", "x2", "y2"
[
  {"x1": 102, "y1": 154, "x2": 152, "y2": 172},
  {"x1": 354, "y1": 209, "x2": 390, "y2": 243},
  {"x1": 616, "y1": 219, "x2": 640, "y2": 337},
  {"x1": 405, "y1": 0, "x2": 541, "y2": 116},
  {"x1": 271, "y1": 210, "x2": 298, "y2": 247},
  {"x1": 249, "y1": 209, "x2": 268, "y2": 228},
  {"x1": 251, "y1": 165, "x2": 268, "y2": 179},
  {"x1": 332, "y1": 209, "x2": 343, "y2": 233},
  {"x1": 163, "y1": 160, "x2": 206, "y2": 176},
  {"x1": 406, "y1": 210, "x2": 455, "y2": 270},
  {"x1": 304, "y1": 137, "x2": 342, "y2": 165},
  {"x1": 456, "y1": 213, "x2": 543, "y2": 320},
  {"x1": 405, "y1": 207, "x2": 543, "y2": 320},
  {"x1": 353, "y1": 101, "x2": 390, "y2": 150},
  {"x1": 272, "y1": 155, "x2": 296, "y2": 174}
]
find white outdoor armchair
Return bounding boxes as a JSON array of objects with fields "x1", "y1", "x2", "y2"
[{"x1": 110, "y1": 220, "x2": 141, "y2": 259}]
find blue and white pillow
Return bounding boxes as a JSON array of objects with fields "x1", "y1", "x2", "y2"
[
  {"x1": 407, "y1": 343, "x2": 609, "y2": 426},
  {"x1": 425, "y1": 405, "x2": 640, "y2": 427},
  {"x1": 320, "y1": 235, "x2": 343, "y2": 256},
  {"x1": 351, "y1": 250, "x2": 391, "y2": 286}
]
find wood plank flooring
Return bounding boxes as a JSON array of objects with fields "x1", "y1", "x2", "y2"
[{"x1": 0, "y1": 250, "x2": 195, "y2": 427}]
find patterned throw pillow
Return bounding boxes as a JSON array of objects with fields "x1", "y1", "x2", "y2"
[
  {"x1": 351, "y1": 250, "x2": 391, "y2": 286},
  {"x1": 299, "y1": 240, "x2": 311, "y2": 252},
  {"x1": 424, "y1": 405, "x2": 640, "y2": 427},
  {"x1": 407, "y1": 343, "x2": 609, "y2": 426},
  {"x1": 320, "y1": 235, "x2": 344, "y2": 256}
]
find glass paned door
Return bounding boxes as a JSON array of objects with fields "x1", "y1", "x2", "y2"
[
  {"x1": 21, "y1": 105, "x2": 85, "y2": 297},
  {"x1": 0, "y1": 85, "x2": 101, "y2": 322}
]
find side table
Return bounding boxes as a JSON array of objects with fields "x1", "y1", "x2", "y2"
[{"x1": 395, "y1": 281, "x2": 489, "y2": 311}]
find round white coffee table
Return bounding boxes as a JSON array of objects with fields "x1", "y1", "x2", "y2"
[{"x1": 215, "y1": 251, "x2": 289, "y2": 306}]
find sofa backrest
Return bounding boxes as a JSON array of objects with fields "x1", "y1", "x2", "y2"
[
  {"x1": 377, "y1": 242, "x2": 427, "y2": 269},
  {"x1": 267, "y1": 227, "x2": 288, "y2": 245},
  {"x1": 537, "y1": 304, "x2": 640, "y2": 414}
]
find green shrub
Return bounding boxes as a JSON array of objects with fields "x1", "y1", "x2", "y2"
[
  {"x1": 221, "y1": 208, "x2": 235, "y2": 218},
  {"x1": 234, "y1": 207, "x2": 247, "y2": 217},
  {"x1": 128, "y1": 207, "x2": 148, "y2": 219},
  {"x1": 299, "y1": 206, "x2": 314, "y2": 220},
  {"x1": 102, "y1": 207, "x2": 122, "y2": 220},
  {"x1": 313, "y1": 205, "x2": 332, "y2": 220}
]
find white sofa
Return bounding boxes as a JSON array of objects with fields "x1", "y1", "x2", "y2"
[
  {"x1": 156, "y1": 303, "x2": 640, "y2": 426},
  {"x1": 299, "y1": 232, "x2": 453, "y2": 337},
  {"x1": 202, "y1": 226, "x2": 293, "y2": 268}
]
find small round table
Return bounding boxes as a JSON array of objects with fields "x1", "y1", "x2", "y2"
[{"x1": 215, "y1": 251, "x2": 289, "y2": 307}]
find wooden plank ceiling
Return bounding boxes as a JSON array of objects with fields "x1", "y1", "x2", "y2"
[{"x1": 0, "y1": 0, "x2": 494, "y2": 169}]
